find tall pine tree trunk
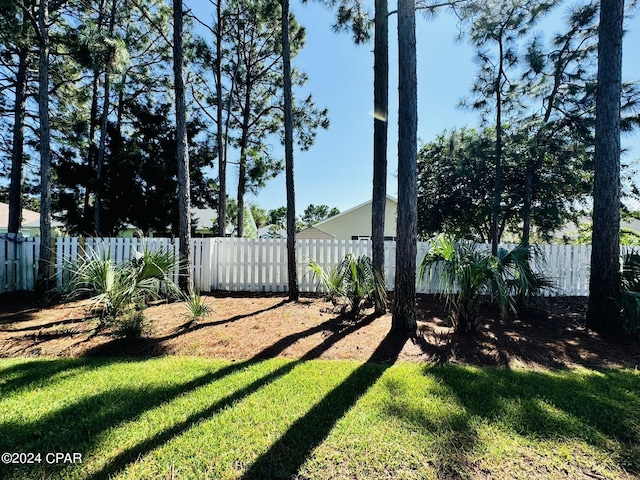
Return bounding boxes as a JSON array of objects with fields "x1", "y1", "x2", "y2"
[
  {"x1": 281, "y1": 0, "x2": 298, "y2": 301},
  {"x1": 94, "y1": 0, "x2": 118, "y2": 236},
  {"x1": 490, "y1": 37, "x2": 505, "y2": 256},
  {"x1": 36, "y1": 0, "x2": 52, "y2": 293},
  {"x1": 8, "y1": 46, "x2": 29, "y2": 235},
  {"x1": 371, "y1": 0, "x2": 388, "y2": 313},
  {"x1": 586, "y1": 0, "x2": 624, "y2": 332},
  {"x1": 216, "y1": 0, "x2": 227, "y2": 238},
  {"x1": 85, "y1": 0, "x2": 104, "y2": 224},
  {"x1": 392, "y1": 0, "x2": 417, "y2": 335},
  {"x1": 522, "y1": 167, "x2": 534, "y2": 246},
  {"x1": 173, "y1": 0, "x2": 193, "y2": 293},
  {"x1": 237, "y1": 145, "x2": 247, "y2": 238},
  {"x1": 237, "y1": 88, "x2": 251, "y2": 238},
  {"x1": 85, "y1": 70, "x2": 100, "y2": 222}
]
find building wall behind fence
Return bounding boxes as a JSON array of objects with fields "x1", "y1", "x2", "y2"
[{"x1": 0, "y1": 236, "x2": 605, "y2": 296}]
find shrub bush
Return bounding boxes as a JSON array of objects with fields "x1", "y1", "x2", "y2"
[
  {"x1": 113, "y1": 307, "x2": 148, "y2": 339},
  {"x1": 66, "y1": 236, "x2": 181, "y2": 335},
  {"x1": 419, "y1": 235, "x2": 550, "y2": 333},
  {"x1": 309, "y1": 253, "x2": 387, "y2": 318},
  {"x1": 183, "y1": 289, "x2": 212, "y2": 322},
  {"x1": 620, "y1": 249, "x2": 640, "y2": 337}
]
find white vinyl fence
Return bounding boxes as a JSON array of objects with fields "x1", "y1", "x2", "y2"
[{"x1": 0, "y1": 235, "x2": 609, "y2": 296}]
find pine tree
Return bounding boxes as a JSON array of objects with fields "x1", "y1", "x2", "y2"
[
  {"x1": 392, "y1": 0, "x2": 417, "y2": 334},
  {"x1": 586, "y1": 0, "x2": 624, "y2": 332},
  {"x1": 173, "y1": 0, "x2": 193, "y2": 293}
]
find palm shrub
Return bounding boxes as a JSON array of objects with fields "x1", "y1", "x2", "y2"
[
  {"x1": 66, "y1": 248, "x2": 132, "y2": 320},
  {"x1": 127, "y1": 239, "x2": 183, "y2": 302},
  {"x1": 309, "y1": 253, "x2": 387, "y2": 317},
  {"x1": 307, "y1": 259, "x2": 345, "y2": 306},
  {"x1": 620, "y1": 249, "x2": 640, "y2": 337},
  {"x1": 419, "y1": 235, "x2": 550, "y2": 334},
  {"x1": 66, "y1": 238, "x2": 181, "y2": 336},
  {"x1": 419, "y1": 236, "x2": 493, "y2": 333},
  {"x1": 183, "y1": 289, "x2": 212, "y2": 321},
  {"x1": 490, "y1": 243, "x2": 552, "y2": 316}
]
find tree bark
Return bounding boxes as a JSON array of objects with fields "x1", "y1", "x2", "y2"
[
  {"x1": 94, "y1": 0, "x2": 118, "y2": 236},
  {"x1": 237, "y1": 145, "x2": 247, "y2": 237},
  {"x1": 85, "y1": 70, "x2": 100, "y2": 222},
  {"x1": 490, "y1": 36, "x2": 504, "y2": 256},
  {"x1": 236, "y1": 78, "x2": 252, "y2": 238},
  {"x1": 371, "y1": 0, "x2": 388, "y2": 313},
  {"x1": 216, "y1": 0, "x2": 227, "y2": 238},
  {"x1": 85, "y1": 0, "x2": 105, "y2": 223},
  {"x1": 392, "y1": 0, "x2": 417, "y2": 335},
  {"x1": 36, "y1": 0, "x2": 53, "y2": 293},
  {"x1": 8, "y1": 46, "x2": 30, "y2": 235},
  {"x1": 173, "y1": 0, "x2": 193, "y2": 293},
  {"x1": 281, "y1": 0, "x2": 299, "y2": 301},
  {"x1": 522, "y1": 167, "x2": 534, "y2": 246},
  {"x1": 586, "y1": 0, "x2": 624, "y2": 332}
]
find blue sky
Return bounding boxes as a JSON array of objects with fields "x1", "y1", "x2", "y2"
[{"x1": 191, "y1": 1, "x2": 640, "y2": 214}]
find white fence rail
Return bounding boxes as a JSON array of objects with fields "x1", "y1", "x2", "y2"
[{"x1": 0, "y1": 236, "x2": 609, "y2": 296}]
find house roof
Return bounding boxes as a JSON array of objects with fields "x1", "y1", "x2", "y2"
[
  {"x1": 312, "y1": 195, "x2": 398, "y2": 228},
  {"x1": 0, "y1": 202, "x2": 37, "y2": 228},
  {"x1": 553, "y1": 215, "x2": 640, "y2": 240},
  {"x1": 0, "y1": 202, "x2": 63, "y2": 230},
  {"x1": 258, "y1": 225, "x2": 287, "y2": 238},
  {"x1": 296, "y1": 225, "x2": 335, "y2": 239},
  {"x1": 191, "y1": 207, "x2": 253, "y2": 236}
]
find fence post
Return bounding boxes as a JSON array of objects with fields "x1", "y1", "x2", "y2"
[{"x1": 213, "y1": 238, "x2": 220, "y2": 291}]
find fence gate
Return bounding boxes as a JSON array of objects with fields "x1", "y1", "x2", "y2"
[{"x1": 0, "y1": 236, "x2": 38, "y2": 293}]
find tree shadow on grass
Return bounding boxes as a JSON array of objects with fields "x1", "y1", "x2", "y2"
[
  {"x1": 0, "y1": 309, "x2": 387, "y2": 480},
  {"x1": 0, "y1": 358, "x2": 91, "y2": 396},
  {"x1": 418, "y1": 365, "x2": 640, "y2": 476},
  {"x1": 2, "y1": 357, "x2": 316, "y2": 480},
  {"x1": 82, "y1": 312, "x2": 390, "y2": 480},
  {"x1": 241, "y1": 329, "x2": 408, "y2": 480},
  {"x1": 0, "y1": 357, "x2": 268, "y2": 480}
]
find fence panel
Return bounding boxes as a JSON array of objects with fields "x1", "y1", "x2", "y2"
[
  {"x1": 192, "y1": 238, "x2": 209, "y2": 292},
  {"x1": 1, "y1": 237, "x2": 11, "y2": 293},
  {"x1": 2, "y1": 236, "x2": 631, "y2": 297},
  {"x1": 1, "y1": 236, "x2": 17, "y2": 293},
  {"x1": 19, "y1": 238, "x2": 37, "y2": 290},
  {"x1": 0, "y1": 236, "x2": 39, "y2": 293}
]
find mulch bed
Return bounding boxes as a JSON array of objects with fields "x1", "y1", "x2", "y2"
[{"x1": 0, "y1": 291, "x2": 638, "y2": 369}]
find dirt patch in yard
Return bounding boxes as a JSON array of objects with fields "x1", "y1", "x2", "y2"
[{"x1": 0, "y1": 291, "x2": 638, "y2": 369}]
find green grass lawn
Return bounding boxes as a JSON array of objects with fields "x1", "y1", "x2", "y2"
[{"x1": 0, "y1": 356, "x2": 638, "y2": 480}]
